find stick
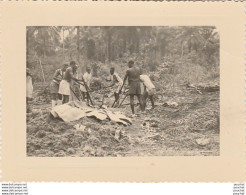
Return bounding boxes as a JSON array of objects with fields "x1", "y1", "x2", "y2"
[
  {"x1": 77, "y1": 88, "x2": 84, "y2": 101},
  {"x1": 39, "y1": 60, "x2": 46, "y2": 84},
  {"x1": 112, "y1": 94, "x2": 121, "y2": 108},
  {"x1": 99, "y1": 93, "x2": 105, "y2": 108},
  {"x1": 78, "y1": 88, "x2": 90, "y2": 106},
  {"x1": 74, "y1": 80, "x2": 94, "y2": 105},
  {"x1": 70, "y1": 87, "x2": 80, "y2": 101},
  {"x1": 111, "y1": 83, "x2": 125, "y2": 108},
  {"x1": 77, "y1": 81, "x2": 93, "y2": 105},
  {"x1": 118, "y1": 93, "x2": 128, "y2": 108}
]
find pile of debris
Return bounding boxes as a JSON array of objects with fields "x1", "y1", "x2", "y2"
[
  {"x1": 50, "y1": 101, "x2": 132, "y2": 126},
  {"x1": 186, "y1": 83, "x2": 219, "y2": 94},
  {"x1": 33, "y1": 83, "x2": 51, "y2": 105}
]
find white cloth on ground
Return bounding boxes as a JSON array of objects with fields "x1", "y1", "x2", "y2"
[{"x1": 50, "y1": 104, "x2": 86, "y2": 122}]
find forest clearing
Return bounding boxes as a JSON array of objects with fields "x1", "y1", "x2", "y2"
[{"x1": 26, "y1": 26, "x2": 220, "y2": 157}]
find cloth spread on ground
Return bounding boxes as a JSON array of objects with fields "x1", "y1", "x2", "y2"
[
  {"x1": 106, "y1": 110, "x2": 132, "y2": 126},
  {"x1": 50, "y1": 104, "x2": 86, "y2": 122},
  {"x1": 50, "y1": 101, "x2": 132, "y2": 125},
  {"x1": 86, "y1": 110, "x2": 108, "y2": 121}
]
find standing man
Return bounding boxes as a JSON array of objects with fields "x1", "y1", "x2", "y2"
[
  {"x1": 50, "y1": 64, "x2": 68, "y2": 108},
  {"x1": 106, "y1": 67, "x2": 123, "y2": 106},
  {"x1": 58, "y1": 61, "x2": 79, "y2": 104},
  {"x1": 121, "y1": 60, "x2": 144, "y2": 116},
  {"x1": 80, "y1": 67, "x2": 92, "y2": 102},
  {"x1": 26, "y1": 68, "x2": 33, "y2": 113},
  {"x1": 140, "y1": 74, "x2": 156, "y2": 109}
]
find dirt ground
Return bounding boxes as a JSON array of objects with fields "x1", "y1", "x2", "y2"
[{"x1": 27, "y1": 82, "x2": 220, "y2": 157}]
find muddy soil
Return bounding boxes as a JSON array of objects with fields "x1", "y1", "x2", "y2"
[{"x1": 27, "y1": 83, "x2": 219, "y2": 157}]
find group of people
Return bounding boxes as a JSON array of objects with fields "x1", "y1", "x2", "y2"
[
  {"x1": 27, "y1": 59, "x2": 156, "y2": 117},
  {"x1": 107, "y1": 60, "x2": 156, "y2": 116},
  {"x1": 50, "y1": 61, "x2": 92, "y2": 107}
]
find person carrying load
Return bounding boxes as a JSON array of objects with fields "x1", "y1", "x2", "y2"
[{"x1": 140, "y1": 74, "x2": 156, "y2": 109}]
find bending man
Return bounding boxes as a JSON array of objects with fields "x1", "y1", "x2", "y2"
[{"x1": 106, "y1": 67, "x2": 123, "y2": 107}]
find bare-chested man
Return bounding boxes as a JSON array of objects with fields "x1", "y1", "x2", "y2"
[
  {"x1": 58, "y1": 61, "x2": 79, "y2": 104},
  {"x1": 50, "y1": 64, "x2": 68, "y2": 107},
  {"x1": 121, "y1": 60, "x2": 144, "y2": 116},
  {"x1": 106, "y1": 67, "x2": 123, "y2": 106}
]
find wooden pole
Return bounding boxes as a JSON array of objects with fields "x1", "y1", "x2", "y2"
[
  {"x1": 62, "y1": 28, "x2": 65, "y2": 61},
  {"x1": 75, "y1": 80, "x2": 94, "y2": 106},
  {"x1": 111, "y1": 84, "x2": 124, "y2": 107},
  {"x1": 39, "y1": 60, "x2": 46, "y2": 84},
  {"x1": 70, "y1": 87, "x2": 80, "y2": 101},
  {"x1": 181, "y1": 41, "x2": 184, "y2": 59},
  {"x1": 118, "y1": 93, "x2": 128, "y2": 108}
]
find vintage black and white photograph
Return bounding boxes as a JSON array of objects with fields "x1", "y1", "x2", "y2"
[{"x1": 26, "y1": 26, "x2": 220, "y2": 157}]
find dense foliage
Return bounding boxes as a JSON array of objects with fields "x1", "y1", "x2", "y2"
[{"x1": 26, "y1": 26, "x2": 219, "y2": 83}]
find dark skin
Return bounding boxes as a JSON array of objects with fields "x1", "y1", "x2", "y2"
[
  {"x1": 51, "y1": 65, "x2": 68, "y2": 101},
  {"x1": 121, "y1": 64, "x2": 144, "y2": 114},
  {"x1": 142, "y1": 86, "x2": 155, "y2": 109},
  {"x1": 81, "y1": 69, "x2": 91, "y2": 104},
  {"x1": 106, "y1": 68, "x2": 120, "y2": 104},
  {"x1": 63, "y1": 65, "x2": 80, "y2": 104}
]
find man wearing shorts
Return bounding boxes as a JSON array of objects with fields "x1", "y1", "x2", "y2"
[
  {"x1": 50, "y1": 64, "x2": 68, "y2": 107},
  {"x1": 122, "y1": 60, "x2": 144, "y2": 115},
  {"x1": 58, "y1": 61, "x2": 79, "y2": 104}
]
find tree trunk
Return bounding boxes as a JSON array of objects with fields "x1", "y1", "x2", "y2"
[
  {"x1": 39, "y1": 60, "x2": 46, "y2": 85},
  {"x1": 107, "y1": 33, "x2": 112, "y2": 62},
  {"x1": 43, "y1": 37, "x2": 46, "y2": 59},
  {"x1": 62, "y1": 28, "x2": 65, "y2": 61},
  {"x1": 123, "y1": 35, "x2": 127, "y2": 53},
  {"x1": 135, "y1": 36, "x2": 140, "y2": 53},
  {"x1": 181, "y1": 41, "x2": 184, "y2": 59},
  {"x1": 76, "y1": 26, "x2": 80, "y2": 63},
  {"x1": 26, "y1": 29, "x2": 31, "y2": 60}
]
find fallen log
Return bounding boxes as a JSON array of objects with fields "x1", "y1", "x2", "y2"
[{"x1": 187, "y1": 83, "x2": 219, "y2": 93}]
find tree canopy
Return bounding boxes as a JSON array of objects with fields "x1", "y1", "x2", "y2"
[{"x1": 27, "y1": 26, "x2": 219, "y2": 81}]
